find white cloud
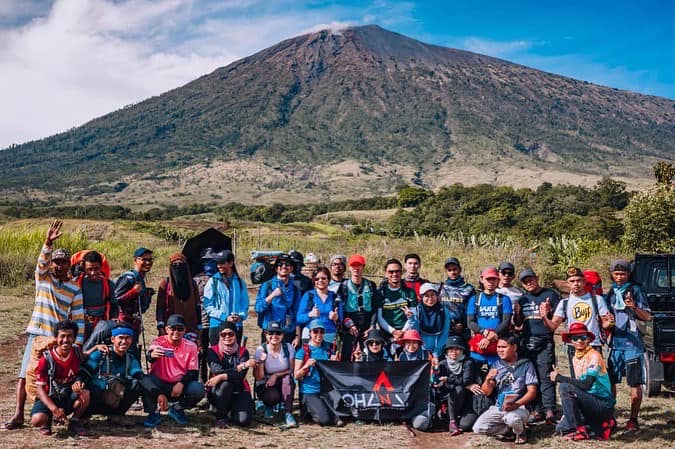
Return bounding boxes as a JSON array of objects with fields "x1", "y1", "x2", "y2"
[{"x1": 456, "y1": 37, "x2": 536, "y2": 58}]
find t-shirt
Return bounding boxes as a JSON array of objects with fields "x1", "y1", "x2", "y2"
[
  {"x1": 295, "y1": 343, "x2": 330, "y2": 394},
  {"x1": 572, "y1": 348, "x2": 615, "y2": 405},
  {"x1": 492, "y1": 358, "x2": 538, "y2": 409},
  {"x1": 554, "y1": 293, "x2": 609, "y2": 347},
  {"x1": 497, "y1": 286, "x2": 523, "y2": 302},
  {"x1": 438, "y1": 278, "x2": 475, "y2": 326},
  {"x1": 35, "y1": 348, "x2": 81, "y2": 395},
  {"x1": 83, "y1": 349, "x2": 143, "y2": 392},
  {"x1": 518, "y1": 288, "x2": 561, "y2": 337},
  {"x1": 377, "y1": 284, "x2": 417, "y2": 334},
  {"x1": 149, "y1": 335, "x2": 199, "y2": 383},
  {"x1": 607, "y1": 283, "x2": 650, "y2": 351},
  {"x1": 254, "y1": 343, "x2": 295, "y2": 375},
  {"x1": 466, "y1": 292, "x2": 513, "y2": 331}
]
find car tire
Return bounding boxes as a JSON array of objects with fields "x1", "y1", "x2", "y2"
[{"x1": 642, "y1": 351, "x2": 662, "y2": 397}]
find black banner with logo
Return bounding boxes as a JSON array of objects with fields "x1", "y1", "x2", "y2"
[{"x1": 316, "y1": 360, "x2": 430, "y2": 421}]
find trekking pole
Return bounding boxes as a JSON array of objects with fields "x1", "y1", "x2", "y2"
[{"x1": 138, "y1": 295, "x2": 149, "y2": 372}]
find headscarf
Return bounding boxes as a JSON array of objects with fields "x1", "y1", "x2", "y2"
[
  {"x1": 168, "y1": 253, "x2": 195, "y2": 302},
  {"x1": 445, "y1": 351, "x2": 466, "y2": 376},
  {"x1": 418, "y1": 298, "x2": 445, "y2": 334},
  {"x1": 217, "y1": 322, "x2": 239, "y2": 356}
]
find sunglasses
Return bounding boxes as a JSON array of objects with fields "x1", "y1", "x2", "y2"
[
  {"x1": 220, "y1": 331, "x2": 236, "y2": 337},
  {"x1": 367, "y1": 341, "x2": 382, "y2": 346},
  {"x1": 387, "y1": 270, "x2": 402, "y2": 274},
  {"x1": 570, "y1": 335, "x2": 589, "y2": 342},
  {"x1": 167, "y1": 326, "x2": 185, "y2": 332},
  {"x1": 500, "y1": 271, "x2": 514, "y2": 276},
  {"x1": 268, "y1": 331, "x2": 283, "y2": 336},
  {"x1": 314, "y1": 276, "x2": 329, "y2": 281},
  {"x1": 278, "y1": 262, "x2": 292, "y2": 268},
  {"x1": 311, "y1": 329, "x2": 325, "y2": 334}
]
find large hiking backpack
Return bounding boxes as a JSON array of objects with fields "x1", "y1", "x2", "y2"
[
  {"x1": 25, "y1": 340, "x2": 82, "y2": 401},
  {"x1": 24, "y1": 336, "x2": 57, "y2": 401}
]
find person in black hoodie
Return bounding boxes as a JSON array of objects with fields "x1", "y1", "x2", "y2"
[
  {"x1": 353, "y1": 329, "x2": 391, "y2": 362},
  {"x1": 436, "y1": 335, "x2": 482, "y2": 435}
]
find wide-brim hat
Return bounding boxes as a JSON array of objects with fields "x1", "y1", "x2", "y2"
[
  {"x1": 364, "y1": 329, "x2": 386, "y2": 344},
  {"x1": 562, "y1": 322, "x2": 595, "y2": 344},
  {"x1": 398, "y1": 329, "x2": 424, "y2": 344},
  {"x1": 443, "y1": 335, "x2": 467, "y2": 351}
]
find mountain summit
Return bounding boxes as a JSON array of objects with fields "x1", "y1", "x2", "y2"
[{"x1": 1, "y1": 25, "x2": 673, "y2": 204}]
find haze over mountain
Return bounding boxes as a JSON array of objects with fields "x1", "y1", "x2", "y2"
[{"x1": 1, "y1": 25, "x2": 673, "y2": 206}]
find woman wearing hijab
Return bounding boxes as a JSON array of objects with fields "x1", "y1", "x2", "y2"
[
  {"x1": 205, "y1": 322, "x2": 255, "y2": 428},
  {"x1": 156, "y1": 253, "x2": 201, "y2": 341},
  {"x1": 203, "y1": 250, "x2": 249, "y2": 344},
  {"x1": 406, "y1": 283, "x2": 449, "y2": 360}
]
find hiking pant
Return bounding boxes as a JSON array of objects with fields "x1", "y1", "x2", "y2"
[
  {"x1": 255, "y1": 375, "x2": 295, "y2": 413},
  {"x1": 524, "y1": 337, "x2": 556, "y2": 414},
  {"x1": 472, "y1": 404, "x2": 529, "y2": 437},
  {"x1": 140, "y1": 374, "x2": 205, "y2": 412},
  {"x1": 557, "y1": 383, "x2": 614, "y2": 433},
  {"x1": 302, "y1": 393, "x2": 335, "y2": 426},
  {"x1": 208, "y1": 381, "x2": 252, "y2": 426}
]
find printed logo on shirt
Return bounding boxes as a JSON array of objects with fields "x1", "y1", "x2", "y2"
[
  {"x1": 572, "y1": 302, "x2": 592, "y2": 322},
  {"x1": 479, "y1": 305, "x2": 499, "y2": 319}
]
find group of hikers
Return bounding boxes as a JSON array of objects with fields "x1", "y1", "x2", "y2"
[{"x1": 1, "y1": 220, "x2": 653, "y2": 444}]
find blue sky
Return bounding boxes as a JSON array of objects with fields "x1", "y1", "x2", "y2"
[{"x1": 0, "y1": 0, "x2": 673, "y2": 148}]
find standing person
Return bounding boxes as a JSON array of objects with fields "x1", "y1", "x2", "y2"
[
  {"x1": 377, "y1": 259, "x2": 417, "y2": 346},
  {"x1": 402, "y1": 254, "x2": 429, "y2": 301},
  {"x1": 472, "y1": 334, "x2": 538, "y2": 445},
  {"x1": 511, "y1": 268, "x2": 560, "y2": 425},
  {"x1": 2, "y1": 219, "x2": 84, "y2": 431},
  {"x1": 289, "y1": 250, "x2": 313, "y2": 295},
  {"x1": 605, "y1": 260, "x2": 651, "y2": 434},
  {"x1": 551, "y1": 323, "x2": 616, "y2": 441},
  {"x1": 339, "y1": 254, "x2": 380, "y2": 361},
  {"x1": 438, "y1": 257, "x2": 475, "y2": 340},
  {"x1": 466, "y1": 267, "x2": 513, "y2": 364},
  {"x1": 141, "y1": 314, "x2": 204, "y2": 428},
  {"x1": 205, "y1": 322, "x2": 255, "y2": 428},
  {"x1": 30, "y1": 320, "x2": 90, "y2": 437},
  {"x1": 253, "y1": 322, "x2": 296, "y2": 426},
  {"x1": 81, "y1": 324, "x2": 145, "y2": 420},
  {"x1": 540, "y1": 267, "x2": 613, "y2": 370},
  {"x1": 255, "y1": 254, "x2": 301, "y2": 347},
  {"x1": 114, "y1": 247, "x2": 155, "y2": 349},
  {"x1": 156, "y1": 253, "x2": 201, "y2": 342},
  {"x1": 74, "y1": 250, "x2": 117, "y2": 341},
  {"x1": 294, "y1": 320, "x2": 342, "y2": 427},
  {"x1": 406, "y1": 283, "x2": 449, "y2": 359},
  {"x1": 193, "y1": 248, "x2": 217, "y2": 382},
  {"x1": 202, "y1": 250, "x2": 249, "y2": 345},
  {"x1": 327, "y1": 255, "x2": 347, "y2": 294},
  {"x1": 496, "y1": 262, "x2": 522, "y2": 302},
  {"x1": 296, "y1": 266, "x2": 343, "y2": 344}
]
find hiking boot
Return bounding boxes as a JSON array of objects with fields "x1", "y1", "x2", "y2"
[
  {"x1": 448, "y1": 420, "x2": 462, "y2": 436},
  {"x1": 527, "y1": 412, "x2": 544, "y2": 425},
  {"x1": 622, "y1": 419, "x2": 639, "y2": 435},
  {"x1": 168, "y1": 405, "x2": 188, "y2": 426},
  {"x1": 285, "y1": 413, "x2": 297, "y2": 428},
  {"x1": 562, "y1": 426, "x2": 590, "y2": 441},
  {"x1": 264, "y1": 406, "x2": 275, "y2": 419},
  {"x1": 143, "y1": 412, "x2": 161, "y2": 428},
  {"x1": 67, "y1": 420, "x2": 88, "y2": 437}
]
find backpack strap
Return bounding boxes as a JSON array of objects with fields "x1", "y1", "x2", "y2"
[
  {"x1": 43, "y1": 349, "x2": 56, "y2": 388},
  {"x1": 307, "y1": 291, "x2": 315, "y2": 312}
]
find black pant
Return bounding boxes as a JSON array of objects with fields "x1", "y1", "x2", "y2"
[
  {"x1": 302, "y1": 394, "x2": 334, "y2": 426},
  {"x1": 140, "y1": 374, "x2": 205, "y2": 412},
  {"x1": 87, "y1": 380, "x2": 143, "y2": 417},
  {"x1": 208, "y1": 381, "x2": 252, "y2": 426},
  {"x1": 558, "y1": 382, "x2": 614, "y2": 432},
  {"x1": 525, "y1": 337, "x2": 556, "y2": 414}
]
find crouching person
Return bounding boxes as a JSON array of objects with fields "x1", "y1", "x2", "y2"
[
  {"x1": 472, "y1": 333, "x2": 537, "y2": 445},
  {"x1": 31, "y1": 320, "x2": 90, "y2": 436},
  {"x1": 205, "y1": 322, "x2": 255, "y2": 428},
  {"x1": 81, "y1": 324, "x2": 144, "y2": 423},
  {"x1": 141, "y1": 314, "x2": 204, "y2": 427}
]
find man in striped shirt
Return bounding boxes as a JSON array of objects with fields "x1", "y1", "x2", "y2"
[{"x1": 2, "y1": 219, "x2": 84, "y2": 431}]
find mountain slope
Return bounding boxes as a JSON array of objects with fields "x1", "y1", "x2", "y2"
[{"x1": 1, "y1": 25, "x2": 673, "y2": 199}]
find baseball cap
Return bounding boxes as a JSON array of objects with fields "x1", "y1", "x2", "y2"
[
  {"x1": 610, "y1": 259, "x2": 630, "y2": 273},
  {"x1": 518, "y1": 268, "x2": 537, "y2": 282},
  {"x1": 481, "y1": 266, "x2": 499, "y2": 279},
  {"x1": 498, "y1": 261, "x2": 515, "y2": 273},
  {"x1": 166, "y1": 314, "x2": 186, "y2": 328},
  {"x1": 566, "y1": 267, "x2": 584, "y2": 280},
  {"x1": 52, "y1": 248, "x2": 70, "y2": 261},
  {"x1": 444, "y1": 257, "x2": 461, "y2": 269},
  {"x1": 348, "y1": 254, "x2": 366, "y2": 267},
  {"x1": 419, "y1": 283, "x2": 438, "y2": 297},
  {"x1": 134, "y1": 247, "x2": 152, "y2": 258}
]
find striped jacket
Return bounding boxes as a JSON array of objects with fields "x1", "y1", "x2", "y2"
[{"x1": 25, "y1": 245, "x2": 84, "y2": 344}]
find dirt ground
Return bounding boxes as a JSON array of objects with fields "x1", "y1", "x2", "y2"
[{"x1": 1, "y1": 292, "x2": 674, "y2": 449}]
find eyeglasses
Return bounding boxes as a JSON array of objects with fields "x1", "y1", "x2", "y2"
[
  {"x1": 220, "y1": 331, "x2": 236, "y2": 337},
  {"x1": 137, "y1": 257, "x2": 154, "y2": 263},
  {"x1": 570, "y1": 335, "x2": 589, "y2": 342},
  {"x1": 310, "y1": 329, "x2": 325, "y2": 334},
  {"x1": 267, "y1": 331, "x2": 283, "y2": 336},
  {"x1": 278, "y1": 262, "x2": 292, "y2": 268},
  {"x1": 167, "y1": 326, "x2": 185, "y2": 332},
  {"x1": 387, "y1": 270, "x2": 402, "y2": 274},
  {"x1": 367, "y1": 341, "x2": 382, "y2": 346},
  {"x1": 314, "y1": 276, "x2": 328, "y2": 281},
  {"x1": 331, "y1": 262, "x2": 345, "y2": 266}
]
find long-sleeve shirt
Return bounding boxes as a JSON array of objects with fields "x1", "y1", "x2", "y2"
[
  {"x1": 295, "y1": 289, "x2": 343, "y2": 335},
  {"x1": 202, "y1": 273, "x2": 249, "y2": 329},
  {"x1": 26, "y1": 244, "x2": 85, "y2": 345},
  {"x1": 255, "y1": 276, "x2": 299, "y2": 333}
]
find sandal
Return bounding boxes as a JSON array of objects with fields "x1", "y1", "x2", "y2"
[
  {"x1": 515, "y1": 434, "x2": 528, "y2": 445},
  {"x1": 39, "y1": 425, "x2": 52, "y2": 436},
  {"x1": 1, "y1": 420, "x2": 24, "y2": 431}
]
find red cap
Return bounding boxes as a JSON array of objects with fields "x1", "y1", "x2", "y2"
[
  {"x1": 481, "y1": 266, "x2": 499, "y2": 279},
  {"x1": 348, "y1": 254, "x2": 366, "y2": 267}
]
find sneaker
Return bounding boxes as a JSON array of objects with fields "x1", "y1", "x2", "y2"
[
  {"x1": 527, "y1": 412, "x2": 544, "y2": 425},
  {"x1": 284, "y1": 413, "x2": 297, "y2": 428},
  {"x1": 255, "y1": 400, "x2": 265, "y2": 415},
  {"x1": 437, "y1": 402, "x2": 448, "y2": 420},
  {"x1": 335, "y1": 417, "x2": 345, "y2": 427},
  {"x1": 448, "y1": 420, "x2": 462, "y2": 436},
  {"x1": 214, "y1": 418, "x2": 228, "y2": 429},
  {"x1": 67, "y1": 420, "x2": 88, "y2": 437},
  {"x1": 623, "y1": 419, "x2": 639, "y2": 435},
  {"x1": 562, "y1": 426, "x2": 590, "y2": 441},
  {"x1": 264, "y1": 406, "x2": 275, "y2": 419},
  {"x1": 168, "y1": 405, "x2": 188, "y2": 426},
  {"x1": 143, "y1": 412, "x2": 161, "y2": 428}
]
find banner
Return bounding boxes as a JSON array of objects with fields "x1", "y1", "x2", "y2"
[{"x1": 316, "y1": 360, "x2": 430, "y2": 421}]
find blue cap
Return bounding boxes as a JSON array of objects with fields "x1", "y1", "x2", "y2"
[
  {"x1": 308, "y1": 319, "x2": 325, "y2": 330},
  {"x1": 134, "y1": 247, "x2": 152, "y2": 258}
]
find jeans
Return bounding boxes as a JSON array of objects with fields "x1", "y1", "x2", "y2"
[{"x1": 557, "y1": 382, "x2": 614, "y2": 432}]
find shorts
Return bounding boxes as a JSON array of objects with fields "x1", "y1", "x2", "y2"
[
  {"x1": 30, "y1": 392, "x2": 77, "y2": 417},
  {"x1": 19, "y1": 333, "x2": 38, "y2": 379},
  {"x1": 608, "y1": 349, "x2": 644, "y2": 386}
]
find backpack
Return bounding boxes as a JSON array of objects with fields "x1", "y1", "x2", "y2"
[
  {"x1": 24, "y1": 336, "x2": 57, "y2": 401},
  {"x1": 99, "y1": 348, "x2": 132, "y2": 409},
  {"x1": 26, "y1": 343, "x2": 83, "y2": 401},
  {"x1": 560, "y1": 294, "x2": 608, "y2": 344},
  {"x1": 474, "y1": 291, "x2": 505, "y2": 319},
  {"x1": 251, "y1": 261, "x2": 275, "y2": 285},
  {"x1": 262, "y1": 342, "x2": 292, "y2": 370}
]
